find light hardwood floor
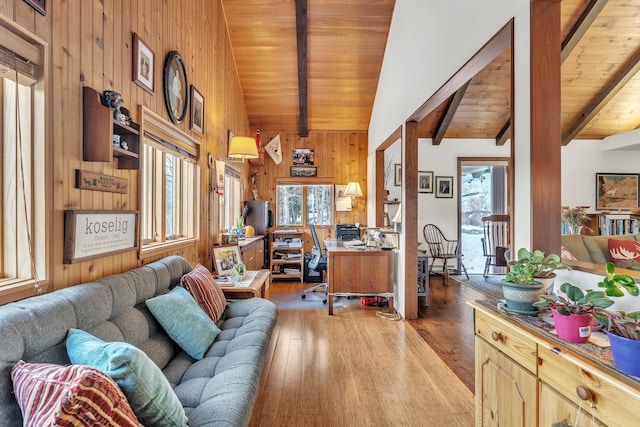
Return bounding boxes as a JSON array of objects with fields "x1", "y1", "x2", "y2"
[{"x1": 248, "y1": 280, "x2": 476, "y2": 426}]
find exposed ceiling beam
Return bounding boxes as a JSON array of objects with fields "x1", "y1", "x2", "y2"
[
  {"x1": 493, "y1": 0, "x2": 607, "y2": 145},
  {"x1": 561, "y1": 0, "x2": 608, "y2": 64},
  {"x1": 295, "y1": 0, "x2": 308, "y2": 137},
  {"x1": 563, "y1": 48, "x2": 640, "y2": 145},
  {"x1": 495, "y1": 122, "x2": 510, "y2": 146},
  {"x1": 433, "y1": 81, "x2": 470, "y2": 145}
]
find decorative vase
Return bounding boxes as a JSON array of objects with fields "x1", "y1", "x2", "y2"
[
  {"x1": 607, "y1": 330, "x2": 640, "y2": 377},
  {"x1": 501, "y1": 281, "x2": 544, "y2": 314},
  {"x1": 551, "y1": 309, "x2": 592, "y2": 343},
  {"x1": 566, "y1": 224, "x2": 583, "y2": 235}
]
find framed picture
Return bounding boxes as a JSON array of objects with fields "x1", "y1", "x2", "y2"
[
  {"x1": 212, "y1": 245, "x2": 242, "y2": 277},
  {"x1": 292, "y1": 148, "x2": 315, "y2": 165},
  {"x1": 394, "y1": 164, "x2": 402, "y2": 186},
  {"x1": 163, "y1": 51, "x2": 188, "y2": 124},
  {"x1": 596, "y1": 173, "x2": 640, "y2": 210},
  {"x1": 418, "y1": 171, "x2": 434, "y2": 193},
  {"x1": 24, "y1": 0, "x2": 45, "y2": 15},
  {"x1": 290, "y1": 166, "x2": 317, "y2": 177},
  {"x1": 335, "y1": 184, "x2": 352, "y2": 212},
  {"x1": 132, "y1": 33, "x2": 155, "y2": 95},
  {"x1": 190, "y1": 85, "x2": 204, "y2": 135},
  {"x1": 435, "y1": 176, "x2": 454, "y2": 198}
]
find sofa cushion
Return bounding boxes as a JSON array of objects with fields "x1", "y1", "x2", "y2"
[
  {"x1": 11, "y1": 361, "x2": 141, "y2": 427},
  {"x1": 608, "y1": 238, "x2": 640, "y2": 269},
  {"x1": 146, "y1": 286, "x2": 220, "y2": 360},
  {"x1": 181, "y1": 263, "x2": 227, "y2": 321},
  {"x1": 560, "y1": 235, "x2": 591, "y2": 262},
  {"x1": 66, "y1": 329, "x2": 188, "y2": 427},
  {"x1": 561, "y1": 245, "x2": 577, "y2": 261}
]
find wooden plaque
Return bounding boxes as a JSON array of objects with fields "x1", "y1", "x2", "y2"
[{"x1": 76, "y1": 170, "x2": 128, "y2": 193}]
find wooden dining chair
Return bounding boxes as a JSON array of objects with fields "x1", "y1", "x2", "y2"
[
  {"x1": 422, "y1": 224, "x2": 469, "y2": 281},
  {"x1": 481, "y1": 214, "x2": 510, "y2": 278}
]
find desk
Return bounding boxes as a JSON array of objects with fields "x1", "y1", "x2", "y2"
[
  {"x1": 215, "y1": 269, "x2": 270, "y2": 299},
  {"x1": 324, "y1": 239, "x2": 394, "y2": 315}
]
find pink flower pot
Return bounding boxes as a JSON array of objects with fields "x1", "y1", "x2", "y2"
[{"x1": 551, "y1": 308, "x2": 593, "y2": 343}]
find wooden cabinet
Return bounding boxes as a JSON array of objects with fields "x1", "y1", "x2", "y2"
[
  {"x1": 83, "y1": 86, "x2": 140, "y2": 169},
  {"x1": 470, "y1": 301, "x2": 640, "y2": 427},
  {"x1": 270, "y1": 230, "x2": 304, "y2": 283},
  {"x1": 240, "y1": 237, "x2": 265, "y2": 271}
]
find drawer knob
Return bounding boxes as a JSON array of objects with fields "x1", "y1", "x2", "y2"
[
  {"x1": 491, "y1": 331, "x2": 503, "y2": 342},
  {"x1": 576, "y1": 386, "x2": 593, "y2": 402}
]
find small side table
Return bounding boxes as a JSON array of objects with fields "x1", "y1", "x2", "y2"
[{"x1": 215, "y1": 269, "x2": 270, "y2": 299}]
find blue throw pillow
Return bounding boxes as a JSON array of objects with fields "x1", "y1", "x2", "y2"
[
  {"x1": 146, "y1": 286, "x2": 220, "y2": 360},
  {"x1": 66, "y1": 329, "x2": 188, "y2": 427}
]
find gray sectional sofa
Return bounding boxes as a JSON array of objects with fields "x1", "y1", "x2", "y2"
[
  {"x1": 0, "y1": 255, "x2": 277, "y2": 426},
  {"x1": 562, "y1": 233, "x2": 640, "y2": 264}
]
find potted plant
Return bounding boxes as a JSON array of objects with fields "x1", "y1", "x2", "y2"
[
  {"x1": 591, "y1": 262, "x2": 640, "y2": 376},
  {"x1": 501, "y1": 248, "x2": 546, "y2": 314},
  {"x1": 524, "y1": 248, "x2": 571, "y2": 294},
  {"x1": 233, "y1": 216, "x2": 245, "y2": 239},
  {"x1": 561, "y1": 206, "x2": 591, "y2": 235},
  {"x1": 534, "y1": 282, "x2": 614, "y2": 343}
]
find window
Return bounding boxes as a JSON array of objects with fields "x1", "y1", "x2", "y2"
[
  {"x1": 0, "y1": 25, "x2": 46, "y2": 300},
  {"x1": 221, "y1": 167, "x2": 241, "y2": 231},
  {"x1": 276, "y1": 184, "x2": 332, "y2": 227},
  {"x1": 140, "y1": 109, "x2": 199, "y2": 249}
]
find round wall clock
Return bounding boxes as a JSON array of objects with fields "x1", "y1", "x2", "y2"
[{"x1": 163, "y1": 51, "x2": 188, "y2": 124}]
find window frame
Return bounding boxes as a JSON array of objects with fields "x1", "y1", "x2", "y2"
[
  {"x1": 139, "y1": 107, "x2": 200, "y2": 257},
  {"x1": 275, "y1": 178, "x2": 334, "y2": 228},
  {"x1": 0, "y1": 18, "x2": 49, "y2": 304}
]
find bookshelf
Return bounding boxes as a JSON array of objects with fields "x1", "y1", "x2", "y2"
[
  {"x1": 270, "y1": 230, "x2": 304, "y2": 283},
  {"x1": 566, "y1": 212, "x2": 640, "y2": 236}
]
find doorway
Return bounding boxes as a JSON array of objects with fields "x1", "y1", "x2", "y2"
[{"x1": 458, "y1": 159, "x2": 509, "y2": 275}]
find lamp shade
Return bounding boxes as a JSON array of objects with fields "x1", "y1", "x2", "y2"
[
  {"x1": 391, "y1": 204, "x2": 402, "y2": 223},
  {"x1": 344, "y1": 182, "x2": 363, "y2": 198},
  {"x1": 228, "y1": 136, "x2": 259, "y2": 159}
]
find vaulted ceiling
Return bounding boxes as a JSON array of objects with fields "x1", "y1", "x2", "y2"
[{"x1": 223, "y1": 0, "x2": 640, "y2": 143}]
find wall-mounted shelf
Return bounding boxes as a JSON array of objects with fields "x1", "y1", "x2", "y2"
[{"x1": 83, "y1": 86, "x2": 140, "y2": 170}]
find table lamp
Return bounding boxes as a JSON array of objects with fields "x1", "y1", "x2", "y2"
[
  {"x1": 344, "y1": 181, "x2": 363, "y2": 208},
  {"x1": 228, "y1": 135, "x2": 259, "y2": 162}
]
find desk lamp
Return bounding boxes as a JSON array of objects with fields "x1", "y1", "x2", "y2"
[
  {"x1": 228, "y1": 136, "x2": 259, "y2": 162},
  {"x1": 344, "y1": 182, "x2": 363, "y2": 208}
]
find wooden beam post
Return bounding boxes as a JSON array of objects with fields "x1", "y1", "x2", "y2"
[{"x1": 403, "y1": 121, "x2": 418, "y2": 320}]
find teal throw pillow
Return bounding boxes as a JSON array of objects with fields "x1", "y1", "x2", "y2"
[
  {"x1": 66, "y1": 329, "x2": 188, "y2": 427},
  {"x1": 146, "y1": 286, "x2": 220, "y2": 360}
]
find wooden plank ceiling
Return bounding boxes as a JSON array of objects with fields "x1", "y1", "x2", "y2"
[{"x1": 223, "y1": 0, "x2": 640, "y2": 142}]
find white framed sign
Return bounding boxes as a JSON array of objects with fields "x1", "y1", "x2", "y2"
[{"x1": 64, "y1": 210, "x2": 139, "y2": 264}]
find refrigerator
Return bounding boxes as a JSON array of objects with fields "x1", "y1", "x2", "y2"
[{"x1": 243, "y1": 201, "x2": 272, "y2": 268}]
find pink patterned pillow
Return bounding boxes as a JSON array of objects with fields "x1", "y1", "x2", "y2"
[
  {"x1": 561, "y1": 245, "x2": 577, "y2": 261},
  {"x1": 181, "y1": 263, "x2": 227, "y2": 321},
  {"x1": 11, "y1": 361, "x2": 141, "y2": 427},
  {"x1": 608, "y1": 238, "x2": 640, "y2": 269}
]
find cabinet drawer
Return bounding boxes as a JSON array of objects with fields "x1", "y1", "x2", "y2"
[
  {"x1": 538, "y1": 343, "x2": 640, "y2": 427},
  {"x1": 475, "y1": 309, "x2": 537, "y2": 373}
]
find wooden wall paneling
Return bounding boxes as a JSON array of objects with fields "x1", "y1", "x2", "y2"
[{"x1": 0, "y1": 1, "x2": 12, "y2": 19}]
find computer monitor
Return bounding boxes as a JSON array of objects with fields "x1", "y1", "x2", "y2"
[{"x1": 335, "y1": 223, "x2": 361, "y2": 240}]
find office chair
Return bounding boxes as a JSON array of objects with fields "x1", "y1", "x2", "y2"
[
  {"x1": 481, "y1": 214, "x2": 510, "y2": 278},
  {"x1": 423, "y1": 224, "x2": 469, "y2": 281},
  {"x1": 301, "y1": 224, "x2": 328, "y2": 304}
]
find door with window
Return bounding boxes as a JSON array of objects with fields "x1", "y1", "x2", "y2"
[{"x1": 459, "y1": 159, "x2": 509, "y2": 274}]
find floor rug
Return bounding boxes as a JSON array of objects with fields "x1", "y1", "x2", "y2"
[{"x1": 450, "y1": 274, "x2": 504, "y2": 300}]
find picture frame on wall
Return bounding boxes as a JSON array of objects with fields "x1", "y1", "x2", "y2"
[
  {"x1": 435, "y1": 176, "x2": 453, "y2": 198},
  {"x1": 418, "y1": 171, "x2": 434, "y2": 193},
  {"x1": 163, "y1": 51, "x2": 189, "y2": 124},
  {"x1": 190, "y1": 85, "x2": 204, "y2": 135},
  {"x1": 596, "y1": 173, "x2": 640, "y2": 210},
  {"x1": 394, "y1": 164, "x2": 401, "y2": 186},
  {"x1": 132, "y1": 33, "x2": 155, "y2": 95},
  {"x1": 212, "y1": 245, "x2": 242, "y2": 277},
  {"x1": 292, "y1": 148, "x2": 315, "y2": 165},
  {"x1": 24, "y1": 0, "x2": 45, "y2": 16},
  {"x1": 290, "y1": 166, "x2": 317, "y2": 177}
]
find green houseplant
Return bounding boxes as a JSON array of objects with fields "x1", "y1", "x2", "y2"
[
  {"x1": 501, "y1": 248, "x2": 546, "y2": 314},
  {"x1": 591, "y1": 262, "x2": 640, "y2": 376},
  {"x1": 534, "y1": 282, "x2": 614, "y2": 343}
]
